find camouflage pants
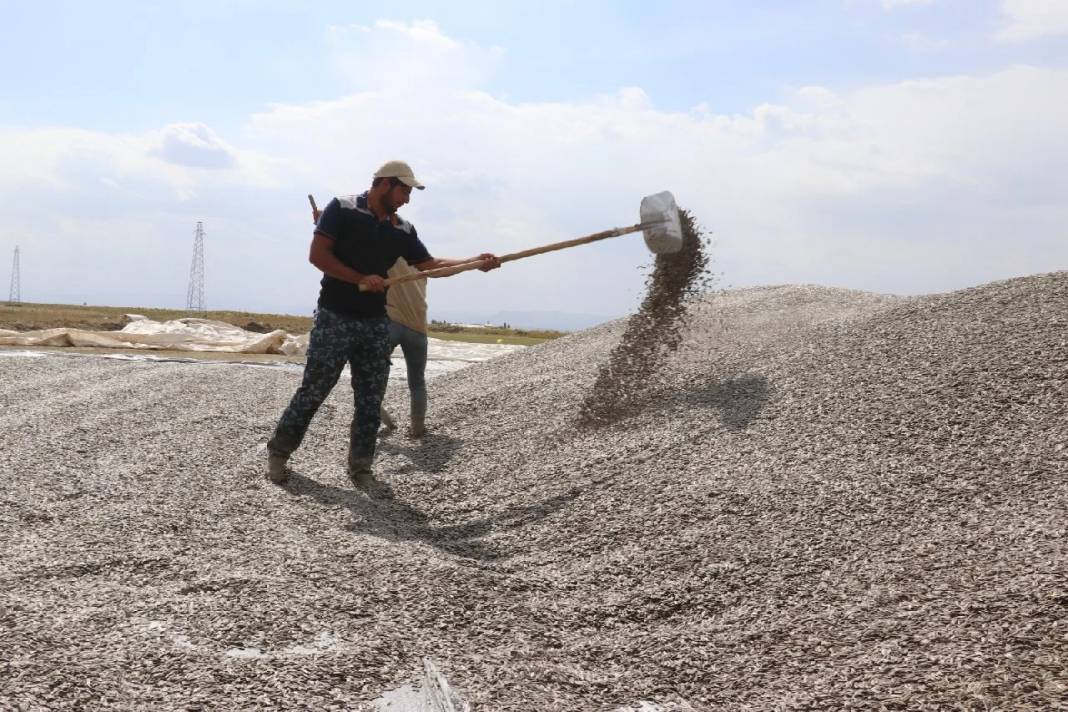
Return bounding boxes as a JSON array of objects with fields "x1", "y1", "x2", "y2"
[{"x1": 268, "y1": 308, "x2": 391, "y2": 462}]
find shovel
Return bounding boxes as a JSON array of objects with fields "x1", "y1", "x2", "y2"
[{"x1": 344, "y1": 191, "x2": 685, "y2": 291}]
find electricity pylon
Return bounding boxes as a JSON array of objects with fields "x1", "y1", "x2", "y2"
[
  {"x1": 7, "y1": 246, "x2": 19, "y2": 305},
  {"x1": 186, "y1": 222, "x2": 205, "y2": 311}
]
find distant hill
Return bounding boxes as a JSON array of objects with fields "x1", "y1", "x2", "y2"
[{"x1": 429, "y1": 309, "x2": 614, "y2": 332}]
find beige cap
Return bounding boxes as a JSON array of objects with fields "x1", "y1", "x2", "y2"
[{"x1": 373, "y1": 160, "x2": 426, "y2": 190}]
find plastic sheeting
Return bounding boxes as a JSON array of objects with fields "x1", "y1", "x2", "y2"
[
  {"x1": 0, "y1": 316, "x2": 307, "y2": 355},
  {"x1": 371, "y1": 658, "x2": 471, "y2": 712},
  {"x1": 0, "y1": 316, "x2": 527, "y2": 376}
]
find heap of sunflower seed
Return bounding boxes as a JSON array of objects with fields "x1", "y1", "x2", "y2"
[{"x1": 1, "y1": 270, "x2": 1065, "y2": 711}]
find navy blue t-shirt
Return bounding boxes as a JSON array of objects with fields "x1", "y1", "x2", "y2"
[{"x1": 314, "y1": 192, "x2": 432, "y2": 317}]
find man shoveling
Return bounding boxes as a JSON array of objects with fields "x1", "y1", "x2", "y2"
[
  {"x1": 266, "y1": 160, "x2": 500, "y2": 489},
  {"x1": 307, "y1": 207, "x2": 431, "y2": 439}
]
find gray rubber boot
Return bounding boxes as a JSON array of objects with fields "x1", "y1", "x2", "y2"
[{"x1": 408, "y1": 414, "x2": 425, "y2": 438}]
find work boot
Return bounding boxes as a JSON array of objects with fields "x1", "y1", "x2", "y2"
[
  {"x1": 347, "y1": 455, "x2": 392, "y2": 498},
  {"x1": 266, "y1": 451, "x2": 289, "y2": 484},
  {"x1": 347, "y1": 455, "x2": 373, "y2": 486}
]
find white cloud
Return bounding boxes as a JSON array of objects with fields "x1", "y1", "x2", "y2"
[
  {"x1": 3, "y1": 21, "x2": 1067, "y2": 320},
  {"x1": 153, "y1": 123, "x2": 236, "y2": 169},
  {"x1": 326, "y1": 19, "x2": 503, "y2": 92},
  {"x1": 996, "y1": 0, "x2": 1068, "y2": 41}
]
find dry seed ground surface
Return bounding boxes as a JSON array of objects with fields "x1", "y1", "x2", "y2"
[{"x1": 2, "y1": 272, "x2": 1067, "y2": 711}]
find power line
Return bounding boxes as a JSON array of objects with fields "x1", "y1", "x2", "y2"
[
  {"x1": 7, "y1": 246, "x2": 19, "y2": 305},
  {"x1": 186, "y1": 222, "x2": 205, "y2": 311}
]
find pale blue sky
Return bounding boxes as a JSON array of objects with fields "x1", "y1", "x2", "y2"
[
  {"x1": 2, "y1": 1, "x2": 1067, "y2": 323},
  {"x1": 7, "y1": 1, "x2": 1061, "y2": 127}
]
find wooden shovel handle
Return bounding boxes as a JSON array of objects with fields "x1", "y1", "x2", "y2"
[{"x1": 376, "y1": 222, "x2": 650, "y2": 289}]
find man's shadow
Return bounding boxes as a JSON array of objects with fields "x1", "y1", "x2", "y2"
[
  {"x1": 282, "y1": 470, "x2": 580, "y2": 562},
  {"x1": 376, "y1": 432, "x2": 461, "y2": 474}
]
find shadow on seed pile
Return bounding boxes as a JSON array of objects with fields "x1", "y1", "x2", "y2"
[{"x1": 577, "y1": 207, "x2": 713, "y2": 428}]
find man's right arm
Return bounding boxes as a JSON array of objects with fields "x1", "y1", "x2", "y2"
[{"x1": 309, "y1": 233, "x2": 385, "y2": 292}]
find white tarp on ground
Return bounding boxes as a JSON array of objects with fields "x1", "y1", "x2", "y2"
[
  {"x1": 0, "y1": 317, "x2": 526, "y2": 380},
  {"x1": 0, "y1": 316, "x2": 307, "y2": 355}
]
